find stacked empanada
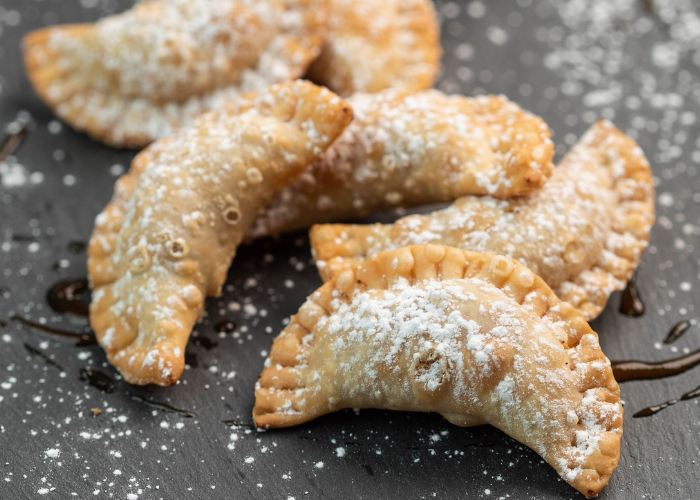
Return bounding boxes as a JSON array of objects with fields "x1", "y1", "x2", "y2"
[
  {"x1": 255, "y1": 245, "x2": 624, "y2": 497},
  {"x1": 23, "y1": 0, "x2": 441, "y2": 148},
  {"x1": 310, "y1": 120, "x2": 655, "y2": 321},
  {"x1": 248, "y1": 88, "x2": 554, "y2": 239},
  {"x1": 23, "y1": 1, "x2": 659, "y2": 497},
  {"x1": 251, "y1": 118, "x2": 653, "y2": 498},
  {"x1": 88, "y1": 80, "x2": 353, "y2": 385},
  {"x1": 78, "y1": 81, "x2": 652, "y2": 496}
]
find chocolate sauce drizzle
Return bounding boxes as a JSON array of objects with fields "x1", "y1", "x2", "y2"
[
  {"x1": 80, "y1": 368, "x2": 115, "y2": 393},
  {"x1": 619, "y1": 279, "x2": 645, "y2": 317},
  {"x1": 11, "y1": 314, "x2": 96, "y2": 346},
  {"x1": 664, "y1": 319, "x2": 692, "y2": 344},
  {"x1": 24, "y1": 343, "x2": 65, "y2": 372},
  {"x1": 184, "y1": 352, "x2": 199, "y2": 369},
  {"x1": 131, "y1": 396, "x2": 195, "y2": 417},
  {"x1": 223, "y1": 420, "x2": 255, "y2": 429},
  {"x1": 192, "y1": 335, "x2": 218, "y2": 350},
  {"x1": 611, "y1": 346, "x2": 700, "y2": 382},
  {"x1": 0, "y1": 123, "x2": 27, "y2": 162},
  {"x1": 633, "y1": 384, "x2": 700, "y2": 418},
  {"x1": 47, "y1": 279, "x2": 90, "y2": 317},
  {"x1": 12, "y1": 234, "x2": 36, "y2": 243},
  {"x1": 67, "y1": 241, "x2": 87, "y2": 254},
  {"x1": 215, "y1": 320, "x2": 236, "y2": 334}
]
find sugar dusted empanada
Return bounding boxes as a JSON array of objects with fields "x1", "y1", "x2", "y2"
[
  {"x1": 23, "y1": 0, "x2": 327, "y2": 148},
  {"x1": 254, "y1": 245, "x2": 622, "y2": 498},
  {"x1": 88, "y1": 81, "x2": 352, "y2": 386},
  {"x1": 311, "y1": 120, "x2": 654, "y2": 320},
  {"x1": 305, "y1": 0, "x2": 440, "y2": 97},
  {"x1": 248, "y1": 89, "x2": 554, "y2": 238}
]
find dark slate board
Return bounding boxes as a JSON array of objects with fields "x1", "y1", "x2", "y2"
[{"x1": 1, "y1": 0, "x2": 699, "y2": 498}]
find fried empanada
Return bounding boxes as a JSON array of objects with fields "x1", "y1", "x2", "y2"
[
  {"x1": 23, "y1": 0, "x2": 327, "y2": 148},
  {"x1": 254, "y1": 245, "x2": 622, "y2": 498},
  {"x1": 305, "y1": 0, "x2": 441, "y2": 97},
  {"x1": 88, "y1": 81, "x2": 352, "y2": 386},
  {"x1": 311, "y1": 120, "x2": 654, "y2": 320},
  {"x1": 248, "y1": 89, "x2": 554, "y2": 239}
]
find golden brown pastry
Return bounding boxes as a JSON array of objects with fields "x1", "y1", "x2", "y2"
[
  {"x1": 248, "y1": 89, "x2": 554, "y2": 238},
  {"x1": 305, "y1": 0, "x2": 441, "y2": 97},
  {"x1": 23, "y1": 0, "x2": 327, "y2": 148},
  {"x1": 254, "y1": 245, "x2": 623, "y2": 498},
  {"x1": 311, "y1": 120, "x2": 654, "y2": 320},
  {"x1": 88, "y1": 81, "x2": 352, "y2": 386}
]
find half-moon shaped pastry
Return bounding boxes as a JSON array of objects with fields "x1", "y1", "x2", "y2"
[
  {"x1": 305, "y1": 0, "x2": 441, "y2": 97},
  {"x1": 248, "y1": 89, "x2": 554, "y2": 239},
  {"x1": 254, "y1": 245, "x2": 623, "y2": 498},
  {"x1": 88, "y1": 81, "x2": 352, "y2": 386},
  {"x1": 310, "y1": 120, "x2": 654, "y2": 320},
  {"x1": 23, "y1": 0, "x2": 327, "y2": 148}
]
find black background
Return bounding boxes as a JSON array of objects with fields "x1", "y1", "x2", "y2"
[{"x1": 1, "y1": 1, "x2": 699, "y2": 498}]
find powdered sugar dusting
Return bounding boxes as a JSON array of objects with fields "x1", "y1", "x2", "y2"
[{"x1": 270, "y1": 271, "x2": 621, "y2": 491}]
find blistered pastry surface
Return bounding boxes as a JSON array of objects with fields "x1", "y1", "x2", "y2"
[{"x1": 87, "y1": 81, "x2": 351, "y2": 385}]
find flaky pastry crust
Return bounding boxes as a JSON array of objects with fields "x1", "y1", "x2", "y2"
[
  {"x1": 248, "y1": 89, "x2": 554, "y2": 238},
  {"x1": 254, "y1": 245, "x2": 623, "y2": 498},
  {"x1": 305, "y1": 0, "x2": 441, "y2": 97},
  {"x1": 88, "y1": 81, "x2": 352, "y2": 385},
  {"x1": 311, "y1": 120, "x2": 654, "y2": 320},
  {"x1": 23, "y1": 0, "x2": 327, "y2": 148}
]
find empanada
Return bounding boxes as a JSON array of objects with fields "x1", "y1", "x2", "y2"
[
  {"x1": 248, "y1": 89, "x2": 554, "y2": 239},
  {"x1": 23, "y1": 0, "x2": 327, "y2": 148},
  {"x1": 305, "y1": 0, "x2": 441, "y2": 97},
  {"x1": 311, "y1": 120, "x2": 654, "y2": 320},
  {"x1": 254, "y1": 245, "x2": 623, "y2": 498},
  {"x1": 88, "y1": 81, "x2": 352, "y2": 386}
]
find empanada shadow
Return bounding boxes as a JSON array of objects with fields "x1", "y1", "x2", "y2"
[{"x1": 262, "y1": 409, "x2": 589, "y2": 499}]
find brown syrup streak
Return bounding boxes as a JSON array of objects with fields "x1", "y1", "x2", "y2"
[
  {"x1": 192, "y1": 335, "x2": 218, "y2": 349},
  {"x1": 24, "y1": 343, "x2": 65, "y2": 372},
  {"x1": 132, "y1": 396, "x2": 194, "y2": 417},
  {"x1": 619, "y1": 279, "x2": 645, "y2": 316},
  {"x1": 664, "y1": 319, "x2": 692, "y2": 344},
  {"x1": 611, "y1": 346, "x2": 700, "y2": 382},
  {"x1": 184, "y1": 352, "x2": 199, "y2": 368},
  {"x1": 633, "y1": 384, "x2": 700, "y2": 418},
  {"x1": 80, "y1": 368, "x2": 115, "y2": 393},
  {"x1": 12, "y1": 234, "x2": 36, "y2": 243},
  {"x1": 223, "y1": 420, "x2": 255, "y2": 429},
  {"x1": 214, "y1": 320, "x2": 236, "y2": 334},
  {"x1": 0, "y1": 125, "x2": 27, "y2": 162},
  {"x1": 47, "y1": 279, "x2": 90, "y2": 317},
  {"x1": 11, "y1": 314, "x2": 96, "y2": 346},
  {"x1": 67, "y1": 241, "x2": 87, "y2": 254}
]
